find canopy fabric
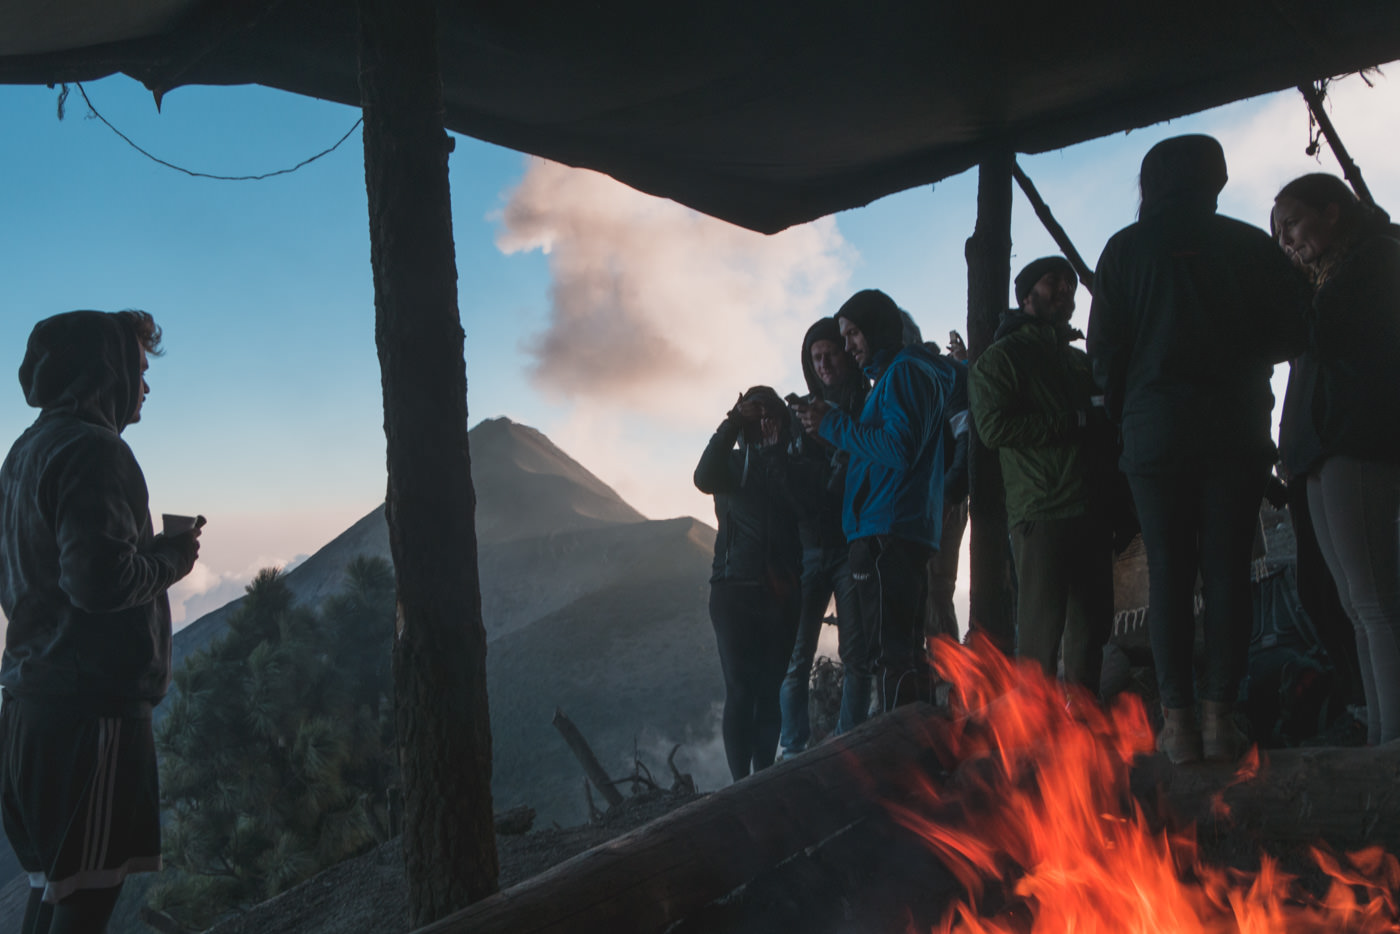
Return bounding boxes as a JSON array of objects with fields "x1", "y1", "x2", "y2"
[{"x1": 3, "y1": 0, "x2": 1400, "y2": 232}]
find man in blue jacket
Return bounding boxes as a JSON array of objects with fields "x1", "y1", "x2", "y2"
[{"x1": 797, "y1": 290, "x2": 955, "y2": 711}]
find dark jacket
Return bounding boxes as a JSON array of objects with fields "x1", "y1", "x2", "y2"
[
  {"x1": 818, "y1": 343, "x2": 955, "y2": 548},
  {"x1": 694, "y1": 418, "x2": 804, "y2": 588},
  {"x1": 0, "y1": 311, "x2": 180, "y2": 710},
  {"x1": 970, "y1": 311, "x2": 1102, "y2": 525},
  {"x1": 937, "y1": 355, "x2": 971, "y2": 506},
  {"x1": 793, "y1": 318, "x2": 868, "y2": 551},
  {"x1": 1281, "y1": 233, "x2": 1400, "y2": 474},
  {"x1": 1088, "y1": 204, "x2": 1311, "y2": 475}
]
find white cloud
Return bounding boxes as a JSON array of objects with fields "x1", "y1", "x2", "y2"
[
  {"x1": 497, "y1": 158, "x2": 852, "y2": 423},
  {"x1": 167, "y1": 552, "x2": 308, "y2": 628}
]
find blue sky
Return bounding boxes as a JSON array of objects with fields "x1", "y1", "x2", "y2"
[{"x1": 2, "y1": 69, "x2": 1397, "y2": 625}]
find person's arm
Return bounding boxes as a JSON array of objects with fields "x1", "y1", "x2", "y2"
[
  {"x1": 694, "y1": 418, "x2": 744, "y2": 495},
  {"x1": 1316, "y1": 238, "x2": 1400, "y2": 387},
  {"x1": 50, "y1": 436, "x2": 195, "y2": 613},
  {"x1": 1086, "y1": 238, "x2": 1131, "y2": 424},
  {"x1": 818, "y1": 361, "x2": 939, "y2": 470},
  {"x1": 968, "y1": 346, "x2": 1081, "y2": 450}
]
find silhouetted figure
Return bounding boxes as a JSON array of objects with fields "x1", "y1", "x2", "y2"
[
  {"x1": 0, "y1": 311, "x2": 202, "y2": 934},
  {"x1": 971, "y1": 256, "x2": 1114, "y2": 695},
  {"x1": 778, "y1": 320, "x2": 870, "y2": 757},
  {"x1": 695, "y1": 387, "x2": 803, "y2": 780},
  {"x1": 795, "y1": 291, "x2": 956, "y2": 712},
  {"x1": 1088, "y1": 136, "x2": 1310, "y2": 763},
  {"x1": 1274, "y1": 172, "x2": 1400, "y2": 745}
]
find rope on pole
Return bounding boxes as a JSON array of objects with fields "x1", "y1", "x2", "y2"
[{"x1": 1298, "y1": 81, "x2": 1379, "y2": 211}]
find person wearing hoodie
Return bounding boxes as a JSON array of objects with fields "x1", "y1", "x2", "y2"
[
  {"x1": 795, "y1": 290, "x2": 956, "y2": 711},
  {"x1": 695, "y1": 386, "x2": 805, "y2": 780},
  {"x1": 1087, "y1": 135, "x2": 1311, "y2": 764},
  {"x1": 0, "y1": 310, "x2": 202, "y2": 934},
  {"x1": 969, "y1": 256, "x2": 1114, "y2": 696},
  {"x1": 777, "y1": 319, "x2": 870, "y2": 758}
]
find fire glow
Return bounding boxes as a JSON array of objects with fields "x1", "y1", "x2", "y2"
[{"x1": 885, "y1": 635, "x2": 1400, "y2": 933}]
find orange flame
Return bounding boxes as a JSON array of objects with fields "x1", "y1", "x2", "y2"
[{"x1": 884, "y1": 634, "x2": 1399, "y2": 933}]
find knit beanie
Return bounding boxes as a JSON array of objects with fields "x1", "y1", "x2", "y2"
[{"x1": 1013, "y1": 256, "x2": 1076, "y2": 305}]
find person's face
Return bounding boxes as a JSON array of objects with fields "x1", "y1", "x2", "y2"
[
  {"x1": 1022, "y1": 270, "x2": 1077, "y2": 325},
  {"x1": 838, "y1": 317, "x2": 871, "y2": 367},
  {"x1": 809, "y1": 338, "x2": 850, "y2": 387},
  {"x1": 1273, "y1": 195, "x2": 1342, "y2": 267},
  {"x1": 131, "y1": 346, "x2": 149, "y2": 424}
]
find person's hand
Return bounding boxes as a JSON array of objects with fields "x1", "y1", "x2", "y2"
[
  {"x1": 152, "y1": 518, "x2": 203, "y2": 580},
  {"x1": 734, "y1": 399, "x2": 766, "y2": 422},
  {"x1": 793, "y1": 398, "x2": 831, "y2": 435},
  {"x1": 947, "y1": 330, "x2": 968, "y2": 362}
]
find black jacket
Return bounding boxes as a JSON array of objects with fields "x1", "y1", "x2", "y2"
[
  {"x1": 1088, "y1": 203, "x2": 1311, "y2": 475},
  {"x1": 0, "y1": 312, "x2": 180, "y2": 710},
  {"x1": 1281, "y1": 233, "x2": 1400, "y2": 474},
  {"x1": 792, "y1": 318, "x2": 868, "y2": 551},
  {"x1": 694, "y1": 418, "x2": 804, "y2": 588}
]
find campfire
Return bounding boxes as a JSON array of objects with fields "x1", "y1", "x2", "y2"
[
  {"x1": 889, "y1": 635, "x2": 1400, "y2": 933},
  {"x1": 432, "y1": 636, "x2": 1400, "y2": 934}
]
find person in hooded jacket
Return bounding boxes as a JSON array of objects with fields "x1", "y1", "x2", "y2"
[
  {"x1": 777, "y1": 320, "x2": 870, "y2": 758},
  {"x1": 695, "y1": 386, "x2": 805, "y2": 780},
  {"x1": 795, "y1": 290, "x2": 956, "y2": 711},
  {"x1": 1087, "y1": 135, "x2": 1311, "y2": 764},
  {"x1": 1274, "y1": 172, "x2": 1400, "y2": 745},
  {"x1": 0, "y1": 310, "x2": 202, "y2": 934},
  {"x1": 970, "y1": 256, "x2": 1115, "y2": 695}
]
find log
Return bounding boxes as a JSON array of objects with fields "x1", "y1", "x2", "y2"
[
  {"x1": 552, "y1": 708, "x2": 625, "y2": 808},
  {"x1": 1147, "y1": 743, "x2": 1400, "y2": 849},
  {"x1": 413, "y1": 704, "x2": 953, "y2": 934}
]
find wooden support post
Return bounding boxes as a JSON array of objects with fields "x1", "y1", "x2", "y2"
[
  {"x1": 1012, "y1": 161, "x2": 1095, "y2": 293},
  {"x1": 964, "y1": 152, "x2": 1016, "y2": 652},
  {"x1": 356, "y1": 0, "x2": 499, "y2": 924}
]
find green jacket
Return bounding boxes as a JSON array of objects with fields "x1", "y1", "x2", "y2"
[{"x1": 969, "y1": 312, "x2": 1097, "y2": 525}]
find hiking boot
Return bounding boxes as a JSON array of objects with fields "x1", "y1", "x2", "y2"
[
  {"x1": 1200, "y1": 700, "x2": 1249, "y2": 762},
  {"x1": 1157, "y1": 705, "x2": 1203, "y2": 764}
]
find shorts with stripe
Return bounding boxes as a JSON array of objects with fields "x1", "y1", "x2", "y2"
[{"x1": 0, "y1": 695, "x2": 162, "y2": 903}]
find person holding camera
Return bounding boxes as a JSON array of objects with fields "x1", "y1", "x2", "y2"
[
  {"x1": 777, "y1": 319, "x2": 870, "y2": 758},
  {"x1": 695, "y1": 386, "x2": 805, "y2": 780}
]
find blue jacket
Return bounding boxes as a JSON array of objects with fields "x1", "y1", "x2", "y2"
[{"x1": 818, "y1": 343, "x2": 954, "y2": 548}]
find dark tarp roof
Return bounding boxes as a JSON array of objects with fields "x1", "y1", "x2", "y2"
[{"x1": 4, "y1": 0, "x2": 1400, "y2": 233}]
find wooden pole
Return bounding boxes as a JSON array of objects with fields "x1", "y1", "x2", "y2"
[
  {"x1": 964, "y1": 152, "x2": 1016, "y2": 652},
  {"x1": 1298, "y1": 82, "x2": 1379, "y2": 211},
  {"x1": 553, "y1": 708, "x2": 625, "y2": 808},
  {"x1": 1012, "y1": 161, "x2": 1094, "y2": 293},
  {"x1": 356, "y1": 0, "x2": 499, "y2": 924}
]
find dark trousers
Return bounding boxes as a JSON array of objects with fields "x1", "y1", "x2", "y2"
[
  {"x1": 779, "y1": 545, "x2": 869, "y2": 753},
  {"x1": 709, "y1": 580, "x2": 801, "y2": 781},
  {"x1": 1010, "y1": 513, "x2": 1113, "y2": 694},
  {"x1": 849, "y1": 535, "x2": 933, "y2": 712},
  {"x1": 926, "y1": 499, "x2": 969, "y2": 641},
  {"x1": 1288, "y1": 474, "x2": 1365, "y2": 709},
  {"x1": 1129, "y1": 465, "x2": 1268, "y2": 709}
]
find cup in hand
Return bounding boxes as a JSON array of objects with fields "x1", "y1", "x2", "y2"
[{"x1": 162, "y1": 514, "x2": 203, "y2": 536}]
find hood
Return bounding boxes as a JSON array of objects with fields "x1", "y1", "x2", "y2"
[
  {"x1": 19, "y1": 311, "x2": 142, "y2": 433},
  {"x1": 799, "y1": 316, "x2": 867, "y2": 411},
  {"x1": 993, "y1": 309, "x2": 1083, "y2": 345},
  {"x1": 835, "y1": 289, "x2": 904, "y2": 360}
]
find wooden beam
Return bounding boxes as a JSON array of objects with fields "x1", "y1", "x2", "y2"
[
  {"x1": 355, "y1": 0, "x2": 499, "y2": 924},
  {"x1": 1299, "y1": 82, "x2": 1379, "y2": 212},
  {"x1": 964, "y1": 152, "x2": 1016, "y2": 652},
  {"x1": 1012, "y1": 161, "x2": 1095, "y2": 293}
]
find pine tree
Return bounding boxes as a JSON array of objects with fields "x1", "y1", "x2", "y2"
[{"x1": 149, "y1": 560, "x2": 397, "y2": 930}]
